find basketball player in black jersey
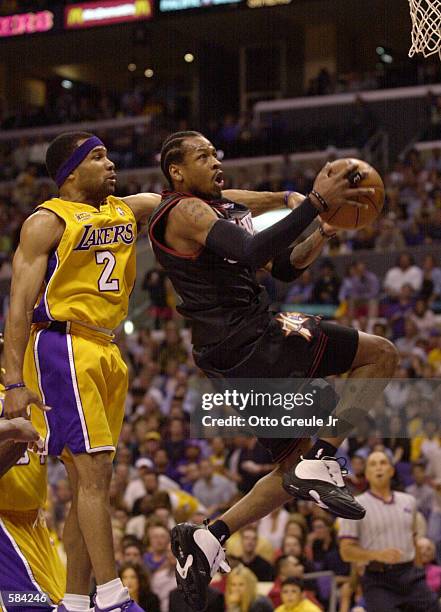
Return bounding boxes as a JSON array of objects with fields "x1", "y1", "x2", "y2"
[{"x1": 148, "y1": 131, "x2": 399, "y2": 609}]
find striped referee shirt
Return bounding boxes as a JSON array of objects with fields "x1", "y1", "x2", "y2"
[{"x1": 338, "y1": 490, "x2": 417, "y2": 563}]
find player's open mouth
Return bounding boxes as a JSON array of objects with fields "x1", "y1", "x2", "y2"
[{"x1": 214, "y1": 172, "x2": 224, "y2": 188}]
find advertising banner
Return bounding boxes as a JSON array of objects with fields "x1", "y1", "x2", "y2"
[{"x1": 65, "y1": 0, "x2": 153, "y2": 29}]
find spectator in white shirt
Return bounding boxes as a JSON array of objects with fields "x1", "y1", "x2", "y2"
[{"x1": 384, "y1": 253, "x2": 423, "y2": 298}]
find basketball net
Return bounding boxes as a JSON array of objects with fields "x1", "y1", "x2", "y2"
[{"x1": 408, "y1": 0, "x2": 441, "y2": 59}]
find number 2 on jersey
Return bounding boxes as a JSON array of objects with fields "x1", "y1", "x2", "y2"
[{"x1": 95, "y1": 250, "x2": 119, "y2": 292}]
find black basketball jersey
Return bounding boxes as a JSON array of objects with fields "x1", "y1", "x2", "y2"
[{"x1": 148, "y1": 191, "x2": 271, "y2": 347}]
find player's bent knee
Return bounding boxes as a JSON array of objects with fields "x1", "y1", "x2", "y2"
[
  {"x1": 353, "y1": 332, "x2": 399, "y2": 370},
  {"x1": 376, "y1": 336, "x2": 399, "y2": 369}
]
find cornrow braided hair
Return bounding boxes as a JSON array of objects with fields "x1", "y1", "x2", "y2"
[{"x1": 160, "y1": 130, "x2": 203, "y2": 187}]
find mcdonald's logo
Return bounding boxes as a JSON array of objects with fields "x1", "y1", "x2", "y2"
[
  {"x1": 66, "y1": 7, "x2": 84, "y2": 25},
  {"x1": 135, "y1": 0, "x2": 151, "y2": 16}
]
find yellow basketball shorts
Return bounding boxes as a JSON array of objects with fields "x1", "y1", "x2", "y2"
[
  {"x1": 24, "y1": 324, "x2": 128, "y2": 457},
  {"x1": 0, "y1": 510, "x2": 65, "y2": 611}
]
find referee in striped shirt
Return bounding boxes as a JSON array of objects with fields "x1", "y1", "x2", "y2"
[{"x1": 339, "y1": 451, "x2": 440, "y2": 611}]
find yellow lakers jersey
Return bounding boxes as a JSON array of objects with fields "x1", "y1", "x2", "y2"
[
  {"x1": 33, "y1": 196, "x2": 137, "y2": 330},
  {"x1": 0, "y1": 385, "x2": 47, "y2": 512}
]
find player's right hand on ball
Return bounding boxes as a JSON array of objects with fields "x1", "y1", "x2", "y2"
[
  {"x1": 375, "y1": 548, "x2": 403, "y2": 564},
  {"x1": 312, "y1": 161, "x2": 375, "y2": 212},
  {"x1": 4, "y1": 386, "x2": 51, "y2": 419}
]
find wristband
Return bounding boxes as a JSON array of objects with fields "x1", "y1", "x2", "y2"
[
  {"x1": 310, "y1": 190, "x2": 330, "y2": 213},
  {"x1": 284, "y1": 191, "x2": 294, "y2": 207},
  {"x1": 4, "y1": 382, "x2": 26, "y2": 391},
  {"x1": 319, "y1": 224, "x2": 337, "y2": 239}
]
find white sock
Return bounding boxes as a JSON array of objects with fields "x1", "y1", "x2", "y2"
[
  {"x1": 96, "y1": 578, "x2": 129, "y2": 611},
  {"x1": 62, "y1": 594, "x2": 91, "y2": 612}
]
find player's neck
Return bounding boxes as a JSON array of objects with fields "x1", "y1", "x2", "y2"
[{"x1": 59, "y1": 187, "x2": 103, "y2": 209}]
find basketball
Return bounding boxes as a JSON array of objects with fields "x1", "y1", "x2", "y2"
[{"x1": 320, "y1": 158, "x2": 385, "y2": 229}]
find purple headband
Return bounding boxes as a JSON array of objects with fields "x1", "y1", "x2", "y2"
[{"x1": 55, "y1": 136, "x2": 104, "y2": 188}]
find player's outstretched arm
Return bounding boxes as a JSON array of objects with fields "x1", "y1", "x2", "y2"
[
  {"x1": 167, "y1": 195, "x2": 320, "y2": 268},
  {"x1": 122, "y1": 193, "x2": 162, "y2": 225},
  {"x1": 222, "y1": 190, "x2": 305, "y2": 216},
  {"x1": 3, "y1": 210, "x2": 62, "y2": 418}
]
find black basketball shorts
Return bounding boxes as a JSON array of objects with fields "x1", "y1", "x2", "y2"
[{"x1": 194, "y1": 312, "x2": 359, "y2": 463}]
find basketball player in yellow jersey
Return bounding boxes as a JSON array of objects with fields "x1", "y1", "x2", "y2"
[
  {"x1": 2, "y1": 131, "x2": 297, "y2": 612},
  {"x1": 3, "y1": 132, "x2": 149, "y2": 612},
  {"x1": 0, "y1": 387, "x2": 66, "y2": 612}
]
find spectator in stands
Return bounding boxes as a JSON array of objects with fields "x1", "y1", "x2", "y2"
[
  {"x1": 352, "y1": 226, "x2": 377, "y2": 250},
  {"x1": 119, "y1": 562, "x2": 161, "y2": 612},
  {"x1": 122, "y1": 541, "x2": 144, "y2": 565},
  {"x1": 417, "y1": 537, "x2": 441, "y2": 594},
  {"x1": 383, "y1": 283, "x2": 415, "y2": 340},
  {"x1": 407, "y1": 462, "x2": 436, "y2": 521},
  {"x1": 239, "y1": 526, "x2": 275, "y2": 581},
  {"x1": 427, "y1": 209, "x2": 441, "y2": 241},
  {"x1": 384, "y1": 253, "x2": 423, "y2": 298},
  {"x1": 143, "y1": 523, "x2": 170, "y2": 573},
  {"x1": 428, "y1": 332, "x2": 441, "y2": 370},
  {"x1": 305, "y1": 517, "x2": 349, "y2": 605},
  {"x1": 149, "y1": 549, "x2": 176, "y2": 612},
  {"x1": 375, "y1": 218, "x2": 406, "y2": 252},
  {"x1": 269, "y1": 555, "x2": 306, "y2": 607},
  {"x1": 421, "y1": 254, "x2": 441, "y2": 300},
  {"x1": 338, "y1": 261, "x2": 379, "y2": 318},
  {"x1": 142, "y1": 266, "x2": 173, "y2": 329},
  {"x1": 192, "y1": 458, "x2": 238, "y2": 516},
  {"x1": 404, "y1": 219, "x2": 426, "y2": 247},
  {"x1": 237, "y1": 437, "x2": 274, "y2": 494},
  {"x1": 395, "y1": 318, "x2": 420, "y2": 357},
  {"x1": 258, "y1": 507, "x2": 291, "y2": 553},
  {"x1": 279, "y1": 535, "x2": 303, "y2": 560},
  {"x1": 346, "y1": 454, "x2": 368, "y2": 495},
  {"x1": 225, "y1": 565, "x2": 274, "y2": 612},
  {"x1": 311, "y1": 259, "x2": 341, "y2": 305},
  {"x1": 285, "y1": 270, "x2": 314, "y2": 305},
  {"x1": 410, "y1": 298, "x2": 438, "y2": 335},
  {"x1": 427, "y1": 479, "x2": 441, "y2": 545},
  {"x1": 169, "y1": 585, "x2": 225, "y2": 612},
  {"x1": 274, "y1": 577, "x2": 321, "y2": 612},
  {"x1": 157, "y1": 321, "x2": 188, "y2": 373}
]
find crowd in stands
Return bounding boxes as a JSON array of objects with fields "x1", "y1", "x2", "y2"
[
  {"x1": 40, "y1": 294, "x2": 441, "y2": 612},
  {"x1": 18, "y1": 148, "x2": 438, "y2": 611},
  {"x1": 2, "y1": 91, "x2": 441, "y2": 610},
  {"x1": 1, "y1": 55, "x2": 440, "y2": 171}
]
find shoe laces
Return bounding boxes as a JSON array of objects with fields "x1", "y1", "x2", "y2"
[{"x1": 321, "y1": 456, "x2": 348, "y2": 487}]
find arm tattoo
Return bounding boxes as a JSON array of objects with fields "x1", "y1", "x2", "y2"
[
  {"x1": 290, "y1": 230, "x2": 323, "y2": 268},
  {"x1": 181, "y1": 199, "x2": 214, "y2": 226}
]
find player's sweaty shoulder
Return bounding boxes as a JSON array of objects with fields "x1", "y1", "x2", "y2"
[{"x1": 21, "y1": 208, "x2": 64, "y2": 252}]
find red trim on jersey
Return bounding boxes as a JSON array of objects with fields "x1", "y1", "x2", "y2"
[{"x1": 149, "y1": 194, "x2": 204, "y2": 260}]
